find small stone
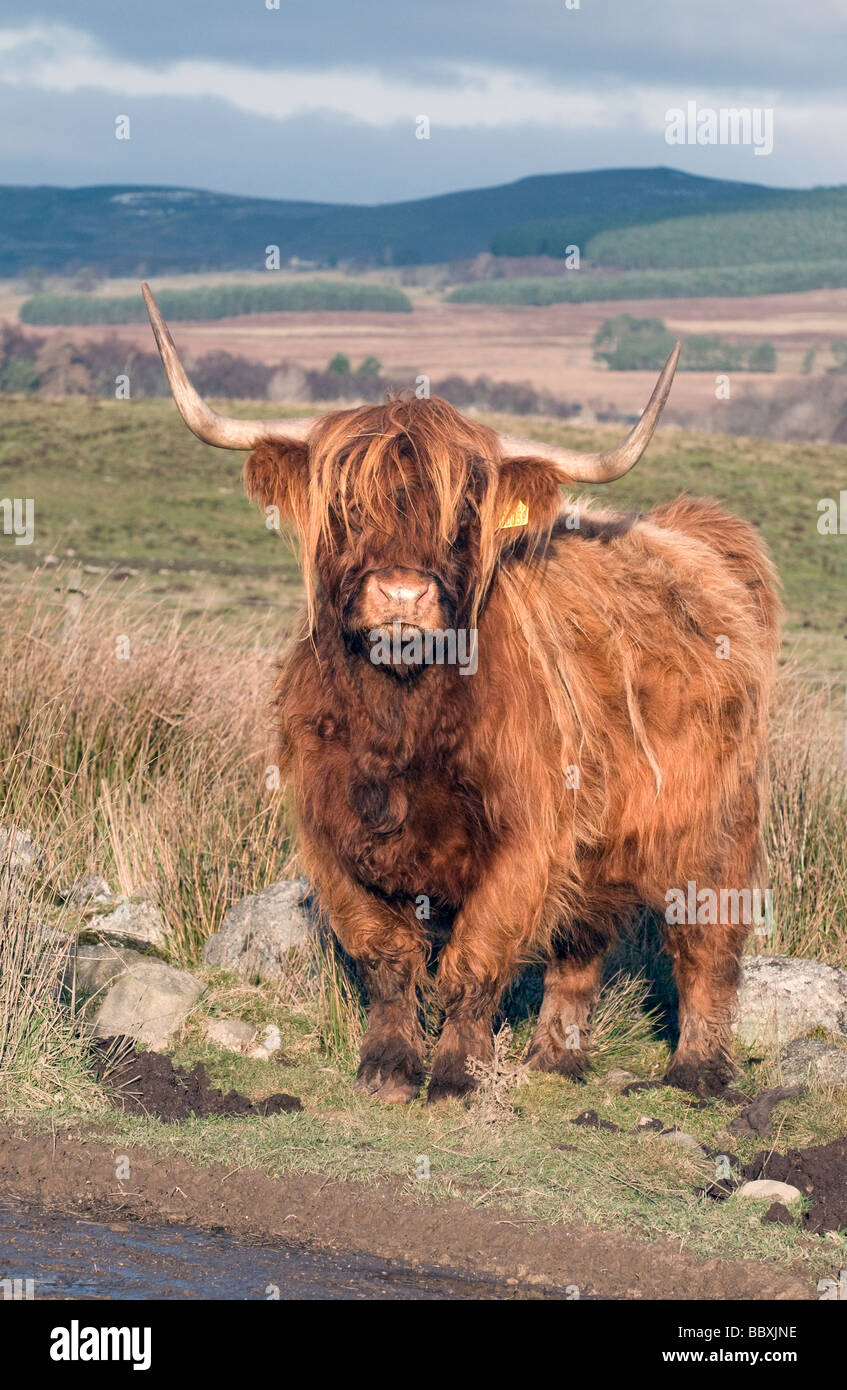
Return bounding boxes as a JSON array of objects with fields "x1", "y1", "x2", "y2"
[
  {"x1": 736, "y1": 1179, "x2": 803, "y2": 1204},
  {"x1": 604, "y1": 1067, "x2": 639, "y2": 1087},
  {"x1": 0, "y1": 827, "x2": 44, "y2": 874},
  {"x1": 246, "y1": 1023, "x2": 283, "y2": 1060},
  {"x1": 658, "y1": 1129, "x2": 706, "y2": 1154},
  {"x1": 204, "y1": 1018, "x2": 258, "y2": 1052},
  {"x1": 92, "y1": 961, "x2": 204, "y2": 1050}
]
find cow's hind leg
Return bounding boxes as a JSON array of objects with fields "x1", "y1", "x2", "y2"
[{"x1": 526, "y1": 945, "x2": 605, "y2": 1082}]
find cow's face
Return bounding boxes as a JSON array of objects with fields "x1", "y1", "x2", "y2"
[{"x1": 244, "y1": 396, "x2": 565, "y2": 671}]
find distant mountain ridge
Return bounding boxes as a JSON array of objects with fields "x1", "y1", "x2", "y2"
[{"x1": 0, "y1": 167, "x2": 814, "y2": 277}]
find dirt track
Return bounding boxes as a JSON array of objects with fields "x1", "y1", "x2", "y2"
[{"x1": 0, "y1": 1127, "x2": 814, "y2": 1300}]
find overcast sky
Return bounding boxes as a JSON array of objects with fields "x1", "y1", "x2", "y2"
[{"x1": 0, "y1": 1, "x2": 844, "y2": 202}]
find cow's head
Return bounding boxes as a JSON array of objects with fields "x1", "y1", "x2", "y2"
[{"x1": 143, "y1": 283, "x2": 678, "y2": 670}]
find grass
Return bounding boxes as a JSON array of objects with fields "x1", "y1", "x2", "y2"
[
  {"x1": 446, "y1": 260, "x2": 847, "y2": 305},
  {"x1": 19, "y1": 282, "x2": 413, "y2": 325},
  {"x1": 3, "y1": 396, "x2": 847, "y2": 637},
  {"x1": 0, "y1": 578, "x2": 294, "y2": 977},
  {"x1": 0, "y1": 866, "x2": 95, "y2": 1111},
  {"x1": 0, "y1": 395, "x2": 845, "y2": 1276},
  {"x1": 23, "y1": 976, "x2": 847, "y2": 1276}
]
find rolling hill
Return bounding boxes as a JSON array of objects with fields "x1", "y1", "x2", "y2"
[{"x1": 0, "y1": 167, "x2": 809, "y2": 277}]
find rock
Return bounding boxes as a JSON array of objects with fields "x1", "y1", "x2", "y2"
[
  {"x1": 59, "y1": 875, "x2": 115, "y2": 908},
  {"x1": 92, "y1": 961, "x2": 204, "y2": 1050},
  {"x1": 246, "y1": 1024, "x2": 283, "y2": 1060},
  {"x1": 604, "y1": 1067, "x2": 639, "y2": 1088},
  {"x1": 734, "y1": 955, "x2": 847, "y2": 1047},
  {"x1": 85, "y1": 895, "x2": 167, "y2": 949},
  {"x1": 202, "y1": 878, "x2": 314, "y2": 981},
  {"x1": 736, "y1": 1179, "x2": 803, "y2": 1204},
  {"x1": 65, "y1": 942, "x2": 146, "y2": 997},
  {"x1": 780, "y1": 1037, "x2": 847, "y2": 1088},
  {"x1": 204, "y1": 1018, "x2": 258, "y2": 1052},
  {"x1": 659, "y1": 1129, "x2": 706, "y2": 1154},
  {"x1": 0, "y1": 827, "x2": 43, "y2": 874}
]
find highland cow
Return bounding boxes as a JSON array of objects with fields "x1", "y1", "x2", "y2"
[{"x1": 144, "y1": 283, "x2": 781, "y2": 1103}]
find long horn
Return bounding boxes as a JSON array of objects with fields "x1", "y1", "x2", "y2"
[
  {"x1": 142, "y1": 283, "x2": 315, "y2": 450},
  {"x1": 497, "y1": 341, "x2": 681, "y2": 483}
]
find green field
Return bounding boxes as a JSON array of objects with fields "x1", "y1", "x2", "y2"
[
  {"x1": 2, "y1": 395, "x2": 845, "y2": 641},
  {"x1": 447, "y1": 259, "x2": 847, "y2": 305},
  {"x1": 19, "y1": 281, "x2": 413, "y2": 325}
]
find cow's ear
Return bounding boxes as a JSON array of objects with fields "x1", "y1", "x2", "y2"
[
  {"x1": 243, "y1": 440, "x2": 309, "y2": 531},
  {"x1": 493, "y1": 456, "x2": 563, "y2": 538}
]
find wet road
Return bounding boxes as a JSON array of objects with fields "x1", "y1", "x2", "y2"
[{"x1": 0, "y1": 1199, "x2": 539, "y2": 1300}]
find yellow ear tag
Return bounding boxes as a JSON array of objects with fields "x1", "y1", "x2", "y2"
[{"x1": 498, "y1": 499, "x2": 529, "y2": 530}]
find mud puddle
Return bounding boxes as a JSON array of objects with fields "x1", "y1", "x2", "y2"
[{"x1": 0, "y1": 1199, "x2": 550, "y2": 1300}]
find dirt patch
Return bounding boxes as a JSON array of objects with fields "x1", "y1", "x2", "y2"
[
  {"x1": 0, "y1": 1126, "x2": 816, "y2": 1300},
  {"x1": 91, "y1": 1038, "x2": 302, "y2": 1122},
  {"x1": 744, "y1": 1138, "x2": 847, "y2": 1234}
]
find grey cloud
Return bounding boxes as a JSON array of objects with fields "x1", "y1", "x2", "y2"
[
  {"x1": 0, "y1": 82, "x2": 832, "y2": 203},
  {"x1": 3, "y1": 0, "x2": 846, "y2": 93}
]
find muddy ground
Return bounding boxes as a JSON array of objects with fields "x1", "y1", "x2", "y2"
[
  {"x1": 91, "y1": 1038, "x2": 303, "y2": 1122},
  {"x1": 0, "y1": 1127, "x2": 815, "y2": 1300}
]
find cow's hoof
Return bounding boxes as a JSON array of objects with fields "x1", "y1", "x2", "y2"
[
  {"x1": 355, "y1": 1040, "x2": 423, "y2": 1104},
  {"x1": 426, "y1": 1073, "x2": 476, "y2": 1104},
  {"x1": 526, "y1": 1036, "x2": 590, "y2": 1082},
  {"x1": 662, "y1": 1057, "x2": 733, "y2": 1099}
]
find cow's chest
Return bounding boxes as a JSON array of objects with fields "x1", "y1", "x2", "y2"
[{"x1": 313, "y1": 743, "x2": 489, "y2": 906}]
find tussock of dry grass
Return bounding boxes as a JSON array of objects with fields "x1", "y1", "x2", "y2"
[
  {"x1": 766, "y1": 668, "x2": 847, "y2": 964},
  {"x1": 0, "y1": 573, "x2": 293, "y2": 968},
  {"x1": 0, "y1": 866, "x2": 94, "y2": 1110}
]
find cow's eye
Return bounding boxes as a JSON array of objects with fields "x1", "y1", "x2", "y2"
[{"x1": 450, "y1": 501, "x2": 475, "y2": 545}]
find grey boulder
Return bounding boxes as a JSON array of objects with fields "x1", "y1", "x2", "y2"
[
  {"x1": 780, "y1": 1037, "x2": 847, "y2": 1088},
  {"x1": 84, "y1": 895, "x2": 167, "y2": 950},
  {"x1": 65, "y1": 942, "x2": 147, "y2": 997},
  {"x1": 0, "y1": 827, "x2": 43, "y2": 874},
  {"x1": 92, "y1": 960, "x2": 204, "y2": 1050},
  {"x1": 734, "y1": 955, "x2": 847, "y2": 1047},
  {"x1": 202, "y1": 878, "x2": 314, "y2": 981}
]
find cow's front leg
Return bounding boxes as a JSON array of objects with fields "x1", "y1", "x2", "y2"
[
  {"x1": 428, "y1": 847, "x2": 548, "y2": 1103},
  {"x1": 316, "y1": 866, "x2": 427, "y2": 1102}
]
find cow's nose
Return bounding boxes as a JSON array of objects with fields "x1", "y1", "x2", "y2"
[{"x1": 376, "y1": 576, "x2": 434, "y2": 610}]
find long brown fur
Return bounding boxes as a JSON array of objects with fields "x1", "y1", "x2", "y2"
[{"x1": 244, "y1": 395, "x2": 781, "y2": 1102}]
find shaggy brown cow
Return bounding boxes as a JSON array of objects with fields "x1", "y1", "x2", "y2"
[{"x1": 143, "y1": 284, "x2": 781, "y2": 1103}]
